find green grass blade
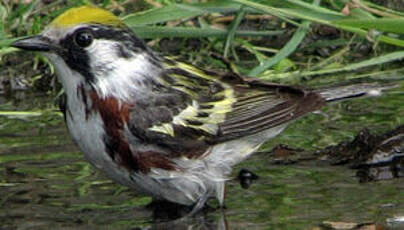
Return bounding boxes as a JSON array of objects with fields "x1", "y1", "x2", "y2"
[
  {"x1": 234, "y1": 0, "x2": 404, "y2": 47},
  {"x1": 262, "y1": 51, "x2": 404, "y2": 80},
  {"x1": 284, "y1": 0, "x2": 343, "y2": 16},
  {"x1": 0, "y1": 37, "x2": 20, "y2": 48},
  {"x1": 335, "y1": 24, "x2": 404, "y2": 47},
  {"x1": 0, "y1": 111, "x2": 43, "y2": 117},
  {"x1": 234, "y1": 0, "x2": 344, "y2": 24},
  {"x1": 123, "y1": 0, "x2": 245, "y2": 26},
  {"x1": 132, "y1": 26, "x2": 283, "y2": 39},
  {"x1": 224, "y1": 6, "x2": 245, "y2": 58},
  {"x1": 175, "y1": 1, "x2": 243, "y2": 13},
  {"x1": 248, "y1": 20, "x2": 311, "y2": 76},
  {"x1": 123, "y1": 5, "x2": 203, "y2": 26},
  {"x1": 334, "y1": 19, "x2": 404, "y2": 34}
]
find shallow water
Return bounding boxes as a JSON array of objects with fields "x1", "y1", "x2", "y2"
[{"x1": 1, "y1": 90, "x2": 404, "y2": 229}]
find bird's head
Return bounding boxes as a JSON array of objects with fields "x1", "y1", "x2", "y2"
[{"x1": 12, "y1": 6, "x2": 162, "y2": 101}]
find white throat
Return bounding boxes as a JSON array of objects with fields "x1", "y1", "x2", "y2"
[{"x1": 44, "y1": 53, "x2": 85, "y2": 96}]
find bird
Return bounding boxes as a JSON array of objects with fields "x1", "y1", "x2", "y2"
[{"x1": 11, "y1": 5, "x2": 386, "y2": 215}]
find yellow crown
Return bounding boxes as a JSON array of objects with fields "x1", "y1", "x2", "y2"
[{"x1": 50, "y1": 6, "x2": 123, "y2": 28}]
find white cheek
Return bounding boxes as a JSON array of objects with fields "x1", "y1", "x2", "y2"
[{"x1": 87, "y1": 40, "x2": 161, "y2": 102}]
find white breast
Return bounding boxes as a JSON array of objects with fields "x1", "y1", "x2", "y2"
[{"x1": 45, "y1": 52, "x2": 134, "y2": 187}]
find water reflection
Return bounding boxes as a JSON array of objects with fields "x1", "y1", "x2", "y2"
[
  {"x1": 1, "y1": 92, "x2": 404, "y2": 229},
  {"x1": 144, "y1": 211, "x2": 227, "y2": 230}
]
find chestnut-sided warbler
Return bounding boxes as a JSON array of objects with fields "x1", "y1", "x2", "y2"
[{"x1": 11, "y1": 6, "x2": 384, "y2": 214}]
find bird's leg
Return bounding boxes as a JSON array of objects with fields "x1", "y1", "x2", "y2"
[{"x1": 217, "y1": 181, "x2": 227, "y2": 209}]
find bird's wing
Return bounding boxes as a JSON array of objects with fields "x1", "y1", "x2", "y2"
[{"x1": 127, "y1": 60, "x2": 324, "y2": 158}]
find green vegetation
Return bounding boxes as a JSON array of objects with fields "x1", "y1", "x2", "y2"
[{"x1": 1, "y1": 0, "x2": 404, "y2": 81}]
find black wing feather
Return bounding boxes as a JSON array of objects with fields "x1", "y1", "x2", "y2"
[{"x1": 126, "y1": 62, "x2": 325, "y2": 156}]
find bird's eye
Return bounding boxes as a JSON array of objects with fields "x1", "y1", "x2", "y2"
[{"x1": 74, "y1": 30, "x2": 93, "y2": 48}]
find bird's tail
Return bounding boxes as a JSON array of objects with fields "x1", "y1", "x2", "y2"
[{"x1": 315, "y1": 83, "x2": 398, "y2": 102}]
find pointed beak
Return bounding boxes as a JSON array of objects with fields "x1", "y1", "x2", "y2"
[{"x1": 11, "y1": 35, "x2": 52, "y2": 52}]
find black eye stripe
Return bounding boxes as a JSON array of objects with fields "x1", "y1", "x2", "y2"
[
  {"x1": 89, "y1": 25, "x2": 148, "y2": 52},
  {"x1": 58, "y1": 28, "x2": 94, "y2": 83}
]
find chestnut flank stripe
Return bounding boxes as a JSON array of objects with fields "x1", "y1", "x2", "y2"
[{"x1": 89, "y1": 92, "x2": 177, "y2": 173}]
